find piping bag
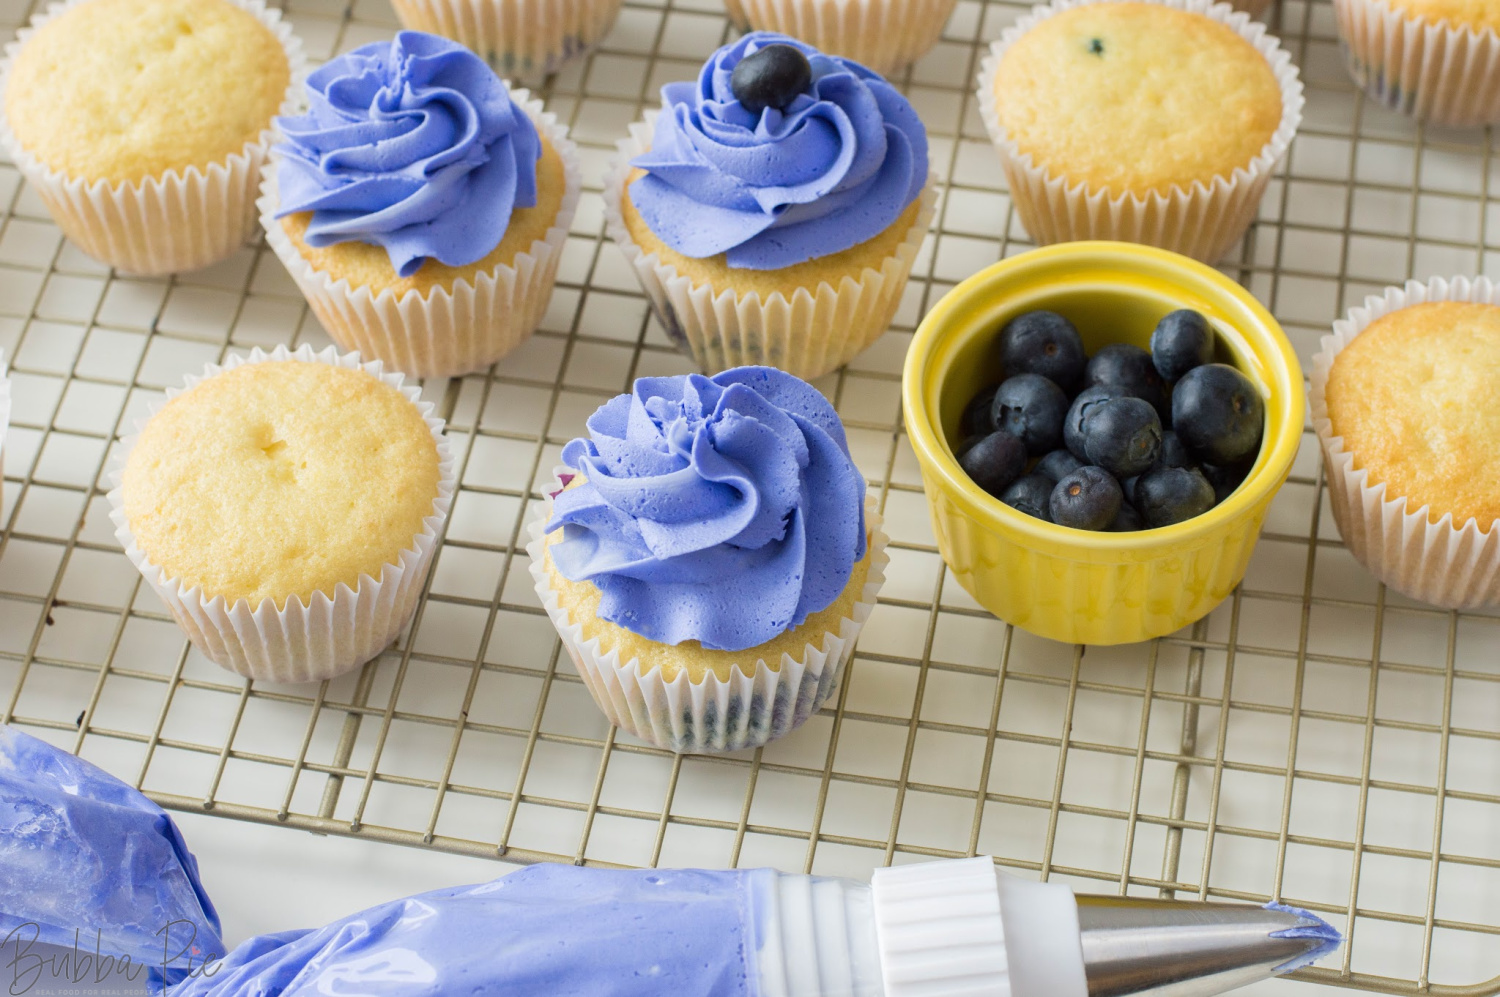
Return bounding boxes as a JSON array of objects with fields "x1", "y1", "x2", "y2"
[{"x1": 0, "y1": 728, "x2": 1341, "y2": 997}]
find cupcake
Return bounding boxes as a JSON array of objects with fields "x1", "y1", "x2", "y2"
[
  {"x1": 108, "y1": 345, "x2": 456, "y2": 683},
  {"x1": 977, "y1": 0, "x2": 1303, "y2": 263},
  {"x1": 390, "y1": 0, "x2": 621, "y2": 78},
  {"x1": 526, "y1": 366, "x2": 889, "y2": 753},
  {"x1": 1312, "y1": 278, "x2": 1500, "y2": 608},
  {"x1": 1333, "y1": 0, "x2": 1500, "y2": 124},
  {"x1": 0, "y1": 0, "x2": 303, "y2": 275},
  {"x1": 259, "y1": 32, "x2": 581, "y2": 380},
  {"x1": 605, "y1": 32, "x2": 937, "y2": 381},
  {"x1": 722, "y1": 0, "x2": 959, "y2": 74}
]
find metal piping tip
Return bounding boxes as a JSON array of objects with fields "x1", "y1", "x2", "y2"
[{"x1": 1076, "y1": 895, "x2": 1342, "y2": 997}]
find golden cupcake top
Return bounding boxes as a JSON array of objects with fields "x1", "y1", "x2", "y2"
[
  {"x1": 992, "y1": 2, "x2": 1282, "y2": 196},
  {"x1": 4, "y1": 0, "x2": 289, "y2": 184},
  {"x1": 280, "y1": 137, "x2": 569, "y2": 298},
  {"x1": 121, "y1": 359, "x2": 441, "y2": 609},
  {"x1": 1325, "y1": 301, "x2": 1500, "y2": 529},
  {"x1": 1383, "y1": 0, "x2": 1500, "y2": 32}
]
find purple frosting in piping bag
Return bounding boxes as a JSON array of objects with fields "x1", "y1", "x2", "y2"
[
  {"x1": 273, "y1": 31, "x2": 541, "y2": 278},
  {"x1": 545, "y1": 367, "x2": 867, "y2": 652},
  {"x1": 630, "y1": 32, "x2": 928, "y2": 270}
]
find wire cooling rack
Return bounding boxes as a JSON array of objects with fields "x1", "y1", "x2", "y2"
[{"x1": 1, "y1": 0, "x2": 1498, "y2": 992}]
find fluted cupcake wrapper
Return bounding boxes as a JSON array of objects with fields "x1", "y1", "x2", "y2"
[
  {"x1": 391, "y1": 0, "x2": 621, "y2": 76},
  {"x1": 259, "y1": 88, "x2": 580, "y2": 381},
  {"x1": 605, "y1": 117, "x2": 937, "y2": 381},
  {"x1": 1333, "y1": 0, "x2": 1500, "y2": 126},
  {"x1": 527, "y1": 474, "x2": 889, "y2": 753},
  {"x1": 722, "y1": 0, "x2": 959, "y2": 74},
  {"x1": 1312, "y1": 277, "x2": 1500, "y2": 608},
  {"x1": 976, "y1": 0, "x2": 1303, "y2": 263},
  {"x1": 0, "y1": 0, "x2": 306, "y2": 276},
  {"x1": 106, "y1": 345, "x2": 457, "y2": 684}
]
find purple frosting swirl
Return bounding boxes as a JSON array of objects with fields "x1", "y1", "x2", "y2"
[
  {"x1": 273, "y1": 31, "x2": 541, "y2": 278},
  {"x1": 630, "y1": 32, "x2": 928, "y2": 271},
  {"x1": 546, "y1": 367, "x2": 867, "y2": 653}
]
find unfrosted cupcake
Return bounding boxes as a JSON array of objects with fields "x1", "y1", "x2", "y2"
[
  {"x1": 260, "y1": 32, "x2": 580, "y2": 380},
  {"x1": 0, "y1": 0, "x2": 302, "y2": 274},
  {"x1": 722, "y1": 0, "x2": 959, "y2": 74},
  {"x1": 109, "y1": 345, "x2": 456, "y2": 683},
  {"x1": 527, "y1": 366, "x2": 888, "y2": 752},
  {"x1": 1334, "y1": 0, "x2": 1500, "y2": 124},
  {"x1": 1312, "y1": 279, "x2": 1500, "y2": 608},
  {"x1": 978, "y1": 0, "x2": 1302, "y2": 263},
  {"x1": 390, "y1": 0, "x2": 621, "y2": 77},
  {"x1": 606, "y1": 32, "x2": 936, "y2": 381}
]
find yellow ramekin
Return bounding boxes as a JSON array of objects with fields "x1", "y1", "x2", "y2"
[{"x1": 903, "y1": 242, "x2": 1304, "y2": 645}]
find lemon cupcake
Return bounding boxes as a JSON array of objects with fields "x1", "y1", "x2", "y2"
[
  {"x1": 1334, "y1": 0, "x2": 1500, "y2": 124},
  {"x1": 722, "y1": 0, "x2": 960, "y2": 74},
  {"x1": 526, "y1": 367, "x2": 888, "y2": 753},
  {"x1": 1313, "y1": 278, "x2": 1500, "y2": 608},
  {"x1": 978, "y1": 0, "x2": 1302, "y2": 263},
  {"x1": 108, "y1": 345, "x2": 456, "y2": 683},
  {"x1": 260, "y1": 32, "x2": 581, "y2": 380},
  {"x1": 605, "y1": 32, "x2": 937, "y2": 380},
  {"x1": 0, "y1": 0, "x2": 303, "y2": 275},
  {"x1": 390, "y1": 0, "x2": 622, "y2": 77}
]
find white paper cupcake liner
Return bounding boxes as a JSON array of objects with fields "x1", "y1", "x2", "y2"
[
  {"x1": 259, "y1": 88, "x2": 580, "y2": 381},
  {"x1": 977, "y1": 0, "x2": 1303, "y2": 263},
  {"x1": 1333, "y1": 0, "x2": 1500, "y2": 126},
  {"x1": 0, "y1": 0, "x2": 306, "y2": 276},
  {"x1": 527, "y1": 473, "x2": 889, "y2": 753},
  {"x1": 604, "y1": 117, "x2": 937, "y2": 380},
  {"x1": 390, "y1": 0, "x2": 621, "y2": 76},
  {"x1": 722, "y1": 0, "x2": 959, "y2": 74},
  {"x1": 106, "y1": 345, "x2": 457, "y2": 683},
  {"x1": 1311, "y1": 277, "x2": 1500, "y2": 608}
]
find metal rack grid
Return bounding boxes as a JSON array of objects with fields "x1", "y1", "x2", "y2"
[{"x1": 0, "y1": 0, "x2": 1498, "y2": 992}]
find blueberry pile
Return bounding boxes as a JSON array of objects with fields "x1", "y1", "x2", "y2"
[{"x1": 956, "y1": 309, "x2": 1264, "y2": 532}]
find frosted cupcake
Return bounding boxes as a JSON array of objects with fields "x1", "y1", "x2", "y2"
[
  {"x1": 1334, "y1": 0, "x2": 1500, "y2": 124},
  {"x1": 1312, "y1": 278, "x2": 1500, "y2": 608},
  {"x1": 978, "y1": 0, "x2": 1302, "y2": 263},
  {"x1": 260, "y1": 32, "x2": 580, "y2": 380},
  {"x1": 109, "y1": 345, "x2": 456, "y2": 683},
  {"x1": 606, "y1": 32, "x2": 937, "y2": 381},
  {"x1": 527, "y1": 367, "x2": 888, "y2": 752},
  {"x1": 390, "y1": 0, "x2": 622, "y2": 77},
  {"x1": 0, "y1": 0, "x2": 302, "y2": 275},
  {"x1": 722, "y1": 0, "x2": 959, "y2": 74}
]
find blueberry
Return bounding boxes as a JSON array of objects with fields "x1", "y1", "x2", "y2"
[
  {"x1": 1201, "y1": 459, "x2": 1252, "y2": 505},
  {"x1": 1150, "y1": 309, "x2": 1215, "y2": 383},
  {"x1": 1155, "y1": 430, "x2": 1192, "y2": 470},
  {"x1": 1050, "y1": 466, "x2": 1123, "y2": 531},
  {"x1": 1063, "y1": 385, "x2": 1122, "y2": 460},
  {"x1": 999, "y1": 311, "x2": 1087, "y2": 390},
  {"x1": 1085, "y1": 343, "x2": 1169, "y2": 420},
  {"x1": 993, "y1": 374, "x2": 1068, "y2": 455},
  {"x1": 1172, "y1": 364, "x2": 1264, "y2": 465},
  {"x1": 962, "y1": 384, "x2": 999, "y2": 438},
  {"x1": 1134, "y1": 466, "x2": 1215, "y2": 528},
  {"x1": 958, "y1": 430, "x2": 1027, "y2": 498},
  {"x1": 1121, "y1": 474, "x2": 1139, "y2": 505},
  {"x1": 731, "y1": 43, "x2": 813, "y2": 113},
  {"x1": 1083, "y1": 396, "x2": 1162, "y2": 478},
  {"x1": 956, "y1": 434, "x2": 984, "y2": 460},
  {"x1": 1108, "y1": 504, "x2": 1144, "y2": 532},
  {"x1": 1000, "y1": 473, "x2": 1055, "y2": 521},
  {"x1": 1034, "y1": 448, "x2": 1084, "y2": 483}
]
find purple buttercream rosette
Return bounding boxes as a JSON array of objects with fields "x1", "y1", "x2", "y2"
[
  {"x1": 546, "y1": 367, "x2": 867, "y2": 652},
  {"x1": 629, "y1": 32, "x2": 928, "y2": 270},
  {"x1": 274, "y1": 31, "x2": 541, "y2": 278}
]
